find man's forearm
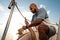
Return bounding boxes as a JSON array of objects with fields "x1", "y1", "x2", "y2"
[{"x1": 27, "y1": 18, "x2": 43, "y2": 28}]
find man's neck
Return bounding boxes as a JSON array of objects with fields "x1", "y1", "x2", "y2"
[{"x1": 36, "y1": 9, "x2": 39, "y2": 15}]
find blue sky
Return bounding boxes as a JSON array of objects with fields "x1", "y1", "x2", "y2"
[
  {"x1": 0, "y1": 0, "x2": 60, "y2": 23},
  {"x1": 0, "y1": 0, "x2": 60, "y2": 40}
]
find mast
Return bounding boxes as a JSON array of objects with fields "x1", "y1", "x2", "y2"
[{"x1": 1, "y1": 0, "x2": 15, "y2": 40}]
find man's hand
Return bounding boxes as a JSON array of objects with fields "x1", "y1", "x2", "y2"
[
  {"x1": 17, "y1": 28, "x2": 23, "y2": 35},
  {"x1": 22, "y1": 26, "x2": 27, "y2": 30},
  {"x1": 17, "y1": 25, "x2": 28, "y2": 35},
  {"x1": 17, "y1": 26, "x2": 26, "y2": 35}
]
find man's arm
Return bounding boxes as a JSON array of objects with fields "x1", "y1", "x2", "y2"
[
  {"x1": 22, "y1": 18, "x2": 44, "y2": 30},
  {"x1": 28, "y1": 18, "x2": 43, "y2": 27}
]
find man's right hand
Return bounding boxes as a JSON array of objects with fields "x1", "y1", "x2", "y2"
[
  {"x1": 17, "y1": 28, "x2": 23, "y2": 35},
  {"x1": 22, "y1": 26, "x2": 27, "y2": 30},
  {"x1": 17, "y1": 26, "x2": 27, "y2": 35}
]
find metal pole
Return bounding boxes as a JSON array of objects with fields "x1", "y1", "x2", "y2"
[{"x1": 1, "y1": 0, "x2": 15, "y2": 40}]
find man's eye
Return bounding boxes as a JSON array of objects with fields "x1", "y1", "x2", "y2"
[{"x1": 30, "y1": 8, "x2": 32, "y2": 10}]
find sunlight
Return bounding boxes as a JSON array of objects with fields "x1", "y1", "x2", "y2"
[{"x1": 5, "y1": 11, "x2": 32, "y2": 40}]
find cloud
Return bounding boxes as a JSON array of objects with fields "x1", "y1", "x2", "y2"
[
  {"x1": 47, "y1": 10, "x2": 50, "y2": 15},
  {"x1": 0, "y1": 4, "x2": 5, "y2": 11},
  {"x1": 40, "y1": 4, "x2": 51, "y2": 15},
  {"x1": 40, "y1": 4, "x2": 46, "y2": 8}
]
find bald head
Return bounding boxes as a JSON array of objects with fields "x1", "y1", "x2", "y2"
[
  {"x1": 30, "y1": 3, "x2": 37, "y2": 7},
  {"x1": 29, "y1": 3, "x2": 38, "y2": 14}
]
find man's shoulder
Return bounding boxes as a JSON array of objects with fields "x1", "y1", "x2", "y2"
[
  {"x1": 39, "y1": 8, "x2": 47, "y2": 15},
  {"x1": 39, "y1": 8, "x2": 46, "y2": 11}
]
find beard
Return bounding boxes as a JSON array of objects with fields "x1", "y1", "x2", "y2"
[{"x1": 32, "y1": 9, "x2": 36, "y2": 13}]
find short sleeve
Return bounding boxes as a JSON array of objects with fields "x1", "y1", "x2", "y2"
[
  {"x1": 31, "y1": 15, "x2": 34, "y2": 22},
  {"x1": 37, "y1": 8, "x2": 48, "y2": 19},
  {"x1": 45, "y1": 12, "x2": 48, "y2": 19}
]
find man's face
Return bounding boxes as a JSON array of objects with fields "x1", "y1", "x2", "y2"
[{"x1": 30, "y1": 5, "x2": 37, "y2": 14}]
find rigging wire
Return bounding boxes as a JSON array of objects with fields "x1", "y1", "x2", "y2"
[{"x1": 15, "y1": 2, "x2": 31, "y2": 22}]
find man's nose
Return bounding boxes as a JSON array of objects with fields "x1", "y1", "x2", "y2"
[{"x1": 32, "y1": 9, "x2": 35, "y2": 11}]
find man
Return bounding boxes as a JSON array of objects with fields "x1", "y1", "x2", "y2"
[{"x1": 19, "y1": 3, "x2": 56, "y2": 40}]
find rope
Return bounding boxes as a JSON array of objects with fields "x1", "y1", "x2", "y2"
[
  {"x1": 15, "y1": 2, "x2": 31, "y2": 22},
  {"x1": 15, "y1": 2, "x2": 37, "y2": 40}
]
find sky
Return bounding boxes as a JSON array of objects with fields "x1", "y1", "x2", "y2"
[{"x1": 0, "y1": 0, "x2": 60, "y2": 40}]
